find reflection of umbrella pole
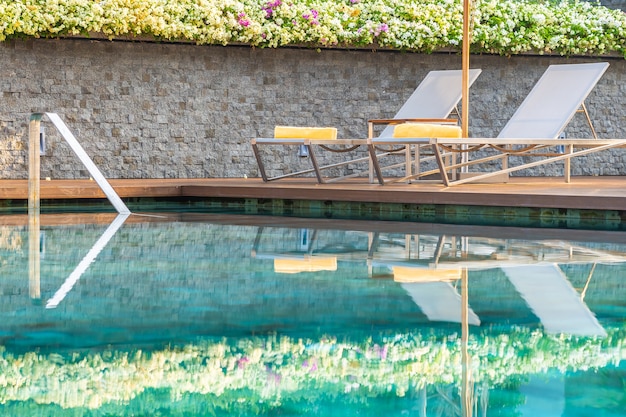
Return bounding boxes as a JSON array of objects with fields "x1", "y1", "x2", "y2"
[{"x1": 461, "y1": 268, "x2": 473, "y2": 417}]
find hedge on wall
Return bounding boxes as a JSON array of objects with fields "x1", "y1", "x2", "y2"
[{"x1": 0, "y1": 0, "x2": 625, "y2": 57}]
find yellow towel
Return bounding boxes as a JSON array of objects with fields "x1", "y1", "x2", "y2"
[
  {"x1": 274, "y1": 126, "x2": 338, "y2": 140},
  {"x1": 392, "y1": 266, "x2": 462, "y2": 283},
  {"x1": 274, "y1": 256, "x2": 338, "y2": 274},
  {"x1": 393, "y1": 123, "x2": 462, "y2": 139}
]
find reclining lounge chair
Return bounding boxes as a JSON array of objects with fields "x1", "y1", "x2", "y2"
[
  {"x1": 372, "y1": 62, "x2": 626, "y2": 186},
  {"x1": 251, "y1": 69, "x2": 482, "y2": 183}
]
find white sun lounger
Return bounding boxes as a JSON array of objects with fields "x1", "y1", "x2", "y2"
[
  {"x1": 496, "y1": 62, "x2": 607, "y2": 139},
  {"x1": 251, "y1": 69, "x2": 481, "y2": 183},
  {"x1": 368, "y1": 62, "x2": 626, "y2": 186}
]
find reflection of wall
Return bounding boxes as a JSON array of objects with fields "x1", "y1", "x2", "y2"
[
  {"x1": 468, "y1": 271, "x2": 532, "y2": 326},
  {"x1": 2, "y1": 222, "x2": 626, "y2": 350},
  {"x1": 0, "y1": 223, "x2": 425, "y2": 349},
  {"x1": 0, "y1": 39, "x2": 624, "y2": 179}
]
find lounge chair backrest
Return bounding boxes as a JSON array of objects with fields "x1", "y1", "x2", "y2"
[
  {"x1": 379, "y1": 69, "x2": 482, "y2": 137},
  {"x1": 497, "y1": 62, "x2": 609, "y2": 139},
  {"x1": 274, "y1": 126, "x2": 337, "y2": 140}
]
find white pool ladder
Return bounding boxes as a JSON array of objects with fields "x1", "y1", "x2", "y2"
[{"x1": 28, "y1": 112, "x2": 130, "y2": 214}]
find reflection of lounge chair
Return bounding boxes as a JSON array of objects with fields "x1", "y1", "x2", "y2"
[
  {"x1": 368, "y1": 232, "x2": 622, "y2": 331},
  {"x1": 368, "y1": 62, "x2": 626, "y2": 186},
  {"x1": 503, "y1": 264, "x2": 606, "y2": 337},
  {"x1": 370, "y1": 235, "x2": 481, "y2": 325},
  {"x1": 274, "y1": 256, "x2": 337, "y2": 274},
  {"x1": 394, "y1": 267, "x2": 481, "y2": 326},
  {"x1": 251, "y1": 69, "x2": 482, "y2": 183},
  {"x1": 373, "y1": 233, "x2": 608, "y2": 334},
  {"x1": 252, "y1": 227, "x2": 340, "y2": 274}
]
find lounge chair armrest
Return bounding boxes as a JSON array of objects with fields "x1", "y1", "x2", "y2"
[
  {"x1": 368, "y1": 118, "x2": 458, "y2": 125},
  {"x1": 252, "y1": 137, "x2": 307, "y2": 145}
]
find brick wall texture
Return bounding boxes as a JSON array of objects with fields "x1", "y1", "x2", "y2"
[
  {"x1": 601, "y1": 0, "x2": 626, "y2": 10},
  {"x1": 0, "y1": 38, "x2": 624, "y2": 180}
]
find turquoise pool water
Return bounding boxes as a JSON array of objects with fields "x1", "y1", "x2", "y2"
[{"x1": 1, "y1": 212, "x2": 626, "y2": 416}]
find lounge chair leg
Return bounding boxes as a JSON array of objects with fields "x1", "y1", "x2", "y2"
[
  {"x1": 565, "y1": 144, "x2": 573, "y2": 183},
  {"x1": 432, "y1": 143, "x2": 450, "y2": 186},
  {"x1": 367, "y1": 144, "x2": 385, "y2": 185},
  {"x1": 251, "y1": 143, "x2": 269, "y2": 182},
  {"x1": 307, "y1": 145, "x2": 325, "y2": 183},
  {"x1": 414, "y1": 146, "x2": 422, "y2": 183},
  {"x1": 405, "y1": 145, "x2": 412, "y2": 182}
]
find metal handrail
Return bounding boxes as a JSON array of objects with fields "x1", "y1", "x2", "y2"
[{"x1": 28, "y1": 113, "x2": 130, "y2": 214}]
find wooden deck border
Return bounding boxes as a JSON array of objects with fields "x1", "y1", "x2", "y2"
[{"x1": 1, "y1": 177, "x2": 625, "y2": 230}]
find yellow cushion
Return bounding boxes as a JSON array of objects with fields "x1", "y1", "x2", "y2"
[
  {"x1": 274, "y1": 126, "x2": 338, "y2": 140},
  {"x1": 274, "y1": 256, "x2": 338, "y2": 274},
  {"x1": 392, "y1": 123, "x2": 462, "y2": 139},
  {"x1": 392, "y1": 266, "x2": 462, "y2": 283}
]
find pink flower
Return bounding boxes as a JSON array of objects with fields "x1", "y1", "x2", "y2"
[
  {"x1": 372, "y1": 24, "x2": 389, "y2": 37},
  {"x1": 237, "y1": 357, "x2": 250, "y2": 369},
  {"x1": 303, "y1": 9, "x2": 319, "y2": 25},
  {"x1": 238, "y1": 12, "x2": 250, "y2": 27},
  {"x1": 303, "y1": 359, "x2": 318, "y2": 373},
  {"x1": 373, "y1": 344, "x2": 388, "y2": 360},
  {"x1": 263, "y1": 0, "x2": 282, "y2": 18},
  {"x1": 266, "y1": 366, "x2": 282, "y2": 385}
]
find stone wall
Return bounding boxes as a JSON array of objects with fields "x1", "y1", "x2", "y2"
[
  {"x1": 599, "y1": 0, "x2": 626, "y2": 10},
  {"x1": 0, "y1": 38, "x2": 624, "y2": 180}
]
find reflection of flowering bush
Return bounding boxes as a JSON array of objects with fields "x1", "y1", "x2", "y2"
[
  {"x1": 0, "y1": 0, "x2": 624, "y2": 57},
  {"x1": 0, "y1": 328, "x2": 624, "y2": 411}
]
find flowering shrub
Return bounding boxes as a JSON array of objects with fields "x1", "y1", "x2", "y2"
[{"x1": 0, "y1": 0, "x2": 624, "y2": 56}]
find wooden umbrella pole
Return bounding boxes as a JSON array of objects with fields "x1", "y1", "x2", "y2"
[{"x1": 461, "y1": 0, "x2": 472, "y2": 138}]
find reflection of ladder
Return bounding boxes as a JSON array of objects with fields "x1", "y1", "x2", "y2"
[
  {"x1": 45, "y1": 212, "x2": 129, "y2": 309},
  {"x1": 28, "y1": 112, "x2": 130, "y2": 214}
]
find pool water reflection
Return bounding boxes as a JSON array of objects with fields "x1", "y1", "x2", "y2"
[{"x1": 1, "y1": 212, "x2": 626, "y2": 416}]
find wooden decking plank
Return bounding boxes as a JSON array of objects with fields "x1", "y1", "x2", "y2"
[{"x1": 0, "y1": 177, "x2": 625, "y2": 212}]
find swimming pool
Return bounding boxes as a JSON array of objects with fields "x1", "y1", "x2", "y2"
[{"x1": 1, "y1": 212, "x2": 625, "y2": 416}]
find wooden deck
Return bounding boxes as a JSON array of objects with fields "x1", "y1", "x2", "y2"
[{"x1": 1, "y1": 176, "x2": 625, "y2": 211}]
